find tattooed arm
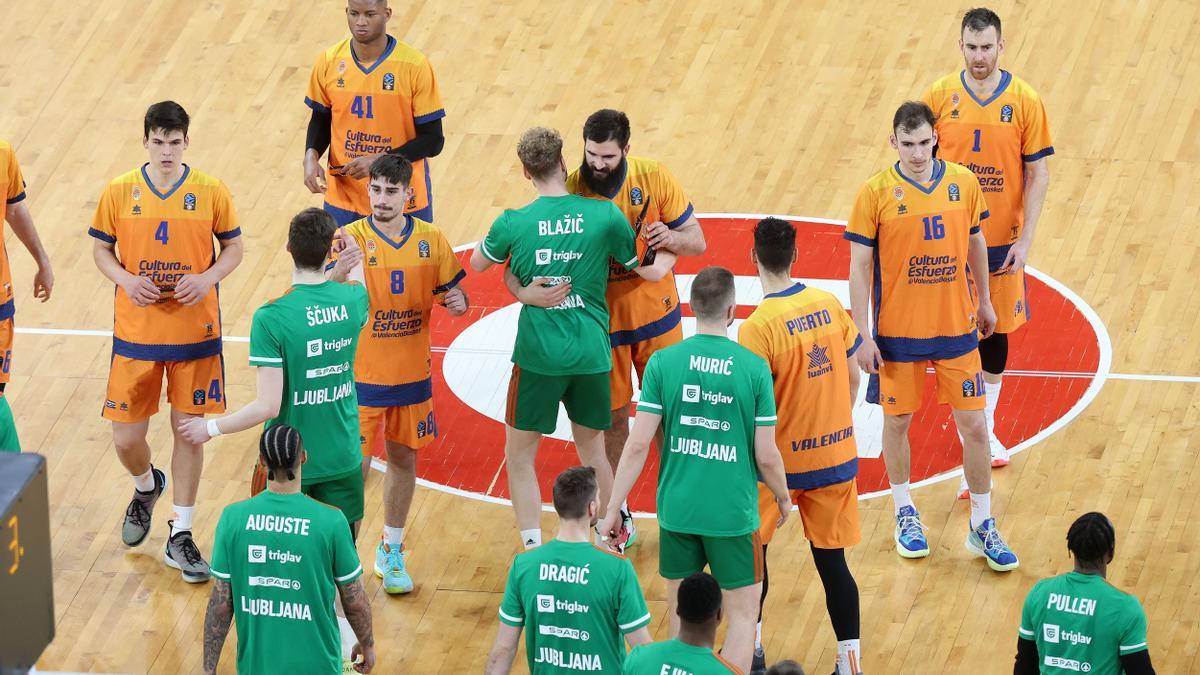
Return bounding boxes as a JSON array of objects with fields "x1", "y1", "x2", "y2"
[
  {"x1": 338, "y1": 578, "x2": 376, "y2": 673},
  {"x1": 203, "y1": 579, "x2": 234, "y2": 675}
]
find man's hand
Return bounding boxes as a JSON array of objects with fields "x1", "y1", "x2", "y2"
[
  {"x1": 517, "y1": 277, "x2": 572, "y2": 308},
  {"x1": 120, "y1": 273, "x2": 162, "y2": 307},
  {"x1": 174, "y1": 272, "x2": 216, "y2": 305},
  {"x1": 32, "y1": 263, "x2": 53, "y2": 302},
  {"x1": 330, "y1": 229, "x2": 363, "y2": 280},
  {"x1": 642, "y1": 221, "x2": 676, "y2": 251},
  {"x1": 977, "y1": 302, "x2": 997, "y2": 339},
  {"x1": 775, "y1": 495, "x2": 791, "y2": 527},
  {"x1": 441, "y1": 287, "x2": 468, "y2": 315},
  {"x1": 303, "y1": 154, "x2": 327, "y2": 194},
  {"x1": 339, "y1": 153, "x2": 382, "y2": 180},
  {"x1": 177, "y1": 416, "x2": 212, "y2": 444},
  {"x1": 351, "y1": 642, "x2": 375, "y2": 673},
  {"x1": 597, "y1": 511, "x2": 622, "y2": 551},
  {"x1": 999, "y1": 239, "x2": 1031, "y2": 275},
  {"x1": 855, "y1": 335, "x2": 882, "y2": 374}
]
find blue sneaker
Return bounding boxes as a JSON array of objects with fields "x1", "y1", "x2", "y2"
[
  {"x1": 374, "y1": 540, "x2": 414, "y2": 594},
  {"x1": 895, "y1": 505, "x2": 930, "y2": 558},
  {"x1": 966, "y1": 518, "x2": 1019, "y2": 572}
]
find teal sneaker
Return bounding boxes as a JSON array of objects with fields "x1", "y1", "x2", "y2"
[
  {"x1": 621, "y1": 510, "x2": 637, "y2": 549},
  {"x1": 895, "y1": 505, "x2": 930, "y2": 559},
  {"x1": 374, "y1": 539, "x2": 413, "y2": 594},
  {"x1": 966, "y1": 518, "x2": 1019, "y2": 572}
]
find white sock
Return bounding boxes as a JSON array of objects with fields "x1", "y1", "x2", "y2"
[
  {"x1": 985, "y1": 380, "x2": 1002, "y2": 435},
  {"x1": 520, "y1": 529, "x2": 542, "y2": 549},
  {"x1": 755, "y1": 621, "x2": 762, "y2": 648},
  {"x1": 969, "y1": 492, "x2": 991, "y2": 529},
  {"x1": 133, "y1": 468, "x2": 155, "y2": 492},
  {"x1": 171, "y1": 505, "x2": 194, "y2": 536},
  {"x1": 890, "y1": 482, "x2": 914, "y2": 513},
  {"x1": 384, "y1": 526, "x2": 405, "y2": 548},
  {"x1": 836, "y1": 639, "x2": 862, "y2": 674}
]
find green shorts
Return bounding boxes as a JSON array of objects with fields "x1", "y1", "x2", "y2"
[
  {"x1": 302, "y1": 467, "x2": 364, "y2": 526},
  {"x1": 659, "y1": 527, "x2": 764, "y2": 590},
  {"x1": 505, "y1": 365, "x2": 611, "y2": 434},
  {"x1": 0, "y1": 396, "x2": 20, "y2": 452}
]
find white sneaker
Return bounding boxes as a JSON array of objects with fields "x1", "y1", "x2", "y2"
[{"x1": 989, "y1": 434, "x2": 1010, "y2": 467}]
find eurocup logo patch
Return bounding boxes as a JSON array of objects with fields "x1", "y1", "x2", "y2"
[
  {"x1": 630, "y1": 187, "x2": 644, "y2": 206},
  {"x1": 193, "y1": 389, "x2": 206, "y2": 406},
  {"x1": 1000, "y1": 104, "x2": 1013, "y2": 123},
  {"x1": 383, "y1": 73, "x2": 395, "y2": 91},
  {"x1": 893, "y1": 186, "x2": 904, "y2": 201},
  {"x1": 948, "y1": 183, "x2": 960, "y2": 202},
  {"x1": 961, "y1": 379, "x2": 976, "y2": 397},
  {"x1": 183, "y1": 192, "x2": 196, "y2": 211},
  {"x1": 950, "y1": 92, "x2": 960, "y2": 107},
  {"x1": 418, "y1": 239, "x2": 431, "y2": 258}
]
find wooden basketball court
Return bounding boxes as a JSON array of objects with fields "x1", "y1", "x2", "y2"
[{"x1": 2, "y1": 0, "x2": 1198, "y2": 672}]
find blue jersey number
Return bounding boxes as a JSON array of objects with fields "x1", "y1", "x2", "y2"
[
  {"x1": 390, "y1": 270, "x2": 405, "y2": 294},
  {"x1": 922, "y1": 215, "x2": 945, "y2": 240},
  {"x1": 207, "y1": 379, "x2": 222, "y2": 403},
  {"x1": 350, "y1": 95, "x2": 374, "y2": 119},
  {"x1": 155, "y1": 220, "x2": 169, "y2": 245},
  {"x1": 971, "y1": 129, "x2": 982, "y2": 153}
]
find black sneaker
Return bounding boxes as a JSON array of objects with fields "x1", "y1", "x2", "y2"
[
  {"x1": 164, "y1": 521, "x2": 211, "y2": 583},
  {"x1": 751, "y1": 644, "x2": 767, "y2": 675},
  {"x1": 122, "y1": 467, "x2": 167, "y2": 546}
]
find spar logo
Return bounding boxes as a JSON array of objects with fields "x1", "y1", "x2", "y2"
[{"x1": 388, "y1": 215, "x2": 1108, "y2": 513}]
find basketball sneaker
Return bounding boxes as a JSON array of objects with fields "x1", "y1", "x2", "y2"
[
  {"x1": 621, "y1": 509, "x2": 637, "y2": 549},
  {"x1": 750, "y1": 644, "x2": 766, "y2": 675},
  {"x1": 375, "y1": 540, "x2": 413, "y2": 594},
  {"x1": 965, "y1": 518, "x2": 1019, "y2": 572},
  {"x1": 122, "y1": 466, "x2": 167, "y2": 546},
  {"x1": 894, "y1": 505, "x2": 930, "y2": 558},
  {"x1": 164, "y1": 520, "x2": 211, "y2": 583},
  {"x1": 989, "y1": 434, "x2": 1010, "y2": 467}
]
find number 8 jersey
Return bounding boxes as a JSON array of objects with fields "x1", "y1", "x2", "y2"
[
  {"x1": 88, "y1": 164, "x2": 240, "y2": 360},
  {"x1": 844, "y1": 159, "x2": 988, "y2": 362}
]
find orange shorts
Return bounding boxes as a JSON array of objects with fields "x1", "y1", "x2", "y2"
[
  {"x1": 359, "y1": 400, "x2": 437, "y2": 454},
  {"x1": 0, "y1": 319, "x2": 12, "y2": 385},
  {"x1": 103, "y1": 354, "x2": 226, "y2": 422},
  {"x1": 874, "y1": 350, "x2": 985, "y2": 416},
  {"x1": 613, "y1": 323, "x2": 683, "y2": 410},
  {"x1": 989, "y1": 269, "x2": 1029, "y2": 335},
  {"x1": 757, "y1": 479, "x2": 861, "y2": 549}
]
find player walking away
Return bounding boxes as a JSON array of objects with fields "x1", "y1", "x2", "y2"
[
  {"x1": 485, "y1": 466, "x2": 652, "y2": 675},
  {"x1": 179, "y1": 208, "x2": 370, "y2": 543},
  {"x1": 1015, "y1": 512, "x2": 1155, "y2": 675},
  {"x1": 202, "y1": 425, "x2": 375, "y2": 675},
  {"x1": 326, "y1": 154, "x2": 467, "y2": 594},
  {"x1": 304, "y1": 0, "x2": 446, "y2": 225},
  {"x1": 766, "y1": 661, "x2": 804, "y2": 675},
  {"x1": 599, "y1": 267, "x2": 791, "y2": 674},
  {"x1": 469, "y1": 126, "x2": 671, "y2": 550},
  {"x1": 90, "y1": 101, "x2": 243, "y2": 583},
  {"x1": 739, "y1": 218, "x2": 863, "y2": 675},
  {"x1": 0, "y1": 138, "x2": 54, "y2": 452},
  {"x1": 920, "y1": 7, "x2": 1053, "y2": 478},
  {"x1": 623, "y1": 572, "x2": 741, "y2": 675},
  {"x1": 845, "y1": 101, "x2": 1018, "y2": 571}
]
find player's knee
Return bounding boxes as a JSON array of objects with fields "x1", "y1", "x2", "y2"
[
  {"x1": 957, "y1": 410, "x2": 988, "y2": 440},
  {"x1": 883, "y1": 413, "x2": 913, "y2": 432},
  {"x1": 978, "y1": 331, "x2": 1009, "y2": 375},
  {"x1": 385, "y1": 443, "x2": 416, "y2": 470}
]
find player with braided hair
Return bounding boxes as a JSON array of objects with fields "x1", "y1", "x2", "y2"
[
  {"x1": 202, "y1": 424, "x2": 376, "y2": 674},
  {"x1": 1015, "y1": 512, "x2": 1155, "y2": 674}
]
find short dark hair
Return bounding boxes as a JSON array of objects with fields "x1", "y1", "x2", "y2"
[
  {"x1": 1066, "y1": 512, "x2": 1116, "y2": 565},
  {"x1": 893, "y1": 101, "x2": 936, "y2": 136},
  {"x1": 260, "y1": 424, "x2": 303, "y2": 481},
  {"x1": 583, "y1": 109, "x2": 631, "y2": 148},
  {"x1": 962, "y1": 7, "x2": 1002, "y2": 38},
  {"x1": 754, "y1": 218, "x2": 796, "y2": 274},
  {"x1": 144, "y1": 101, "x2": 190, "y2": 138},
  {"x1": 766, "y1": 661, "x2": 806, "y2": 675},
  {"x1": 369, "y1": 154, "x2": 412, "y2": 187},
  {"x1": 689, "y1": 267, "x2": 735, "y2": 320},
  {"x1": 552, "y1": 466, "x2": 597, "y2": 520},
  {"x1": 288, "y1": 208, "x2": 337, "y2": 271},
  {"x1": 676, "y1": 572, "x2": 722, "y2": 624}
]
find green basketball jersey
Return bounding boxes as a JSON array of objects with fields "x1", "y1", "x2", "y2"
[
  {"x1": 1019, "y1": 571, "x2": 1149, "y2": 674},
  {"x1": 210, "y1": 491, "x2": 364, "y2": 675},
  {"x1": 248, "y1": 281, "x2": 369, "y2": 482},
  {"x1": 498, "y1": 539, "x2": 651, "y2": 674},
  {"x1": 637, "y1": 334, "x2": 777, "y2": 537},
  {"x1": 0, "y1": 396, "x2": 19, "y2": 452},
  {"x1": 623, "y1": 638, "x2": 739, "y2": 674},
  {"x1": 480, "y1": 194, "x2": 638, "y2": 375}
]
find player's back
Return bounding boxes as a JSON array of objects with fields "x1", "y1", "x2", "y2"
[
  {"x1": 623, "y1": 638, "x2": 740, "y2": 675},
  {"x1": 88, "y1": 165, "x2": 240, "y2": 359},
  {"x1": 249, "y1": 281, "x2": 368, "y2": 482},
  {"x1": 503, "y1": 540, "x2": 649, "y2": 674},
  {"x1": 1020, "y1": 572, "x2": 1148, "y2": 675},
  {"x1": 739, "y1": 284, "x2": 859, "y2": 488},
  {"x1": 845, "y1": 159, "x2": 988, "y2": 362}
]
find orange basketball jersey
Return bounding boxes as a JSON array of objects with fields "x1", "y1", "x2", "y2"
[
  {"x1": 739, "y1": 284, "x2": 861, "y2": 489},
  {"x1": 306, "y1": 37, "x2": 445, "y2": 218},
  {"x1": 566, "y1": 156, "x2": 693, "y2": 346},
  {"x1": 845, "y1": 159, "x2": 988, "y2": 362},
  {"x1": 921, "y1": 70, "x2": 1053, "y2": 270},
  {"x1": 341, "y1": 215, "x2": 464, "y2": 406},
  {"x1": 0, "y1": 141, "x2": 27, "y2": 324},
  {"x1": 88, "y1": 165, "x2": 240, "y2": 360}
]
